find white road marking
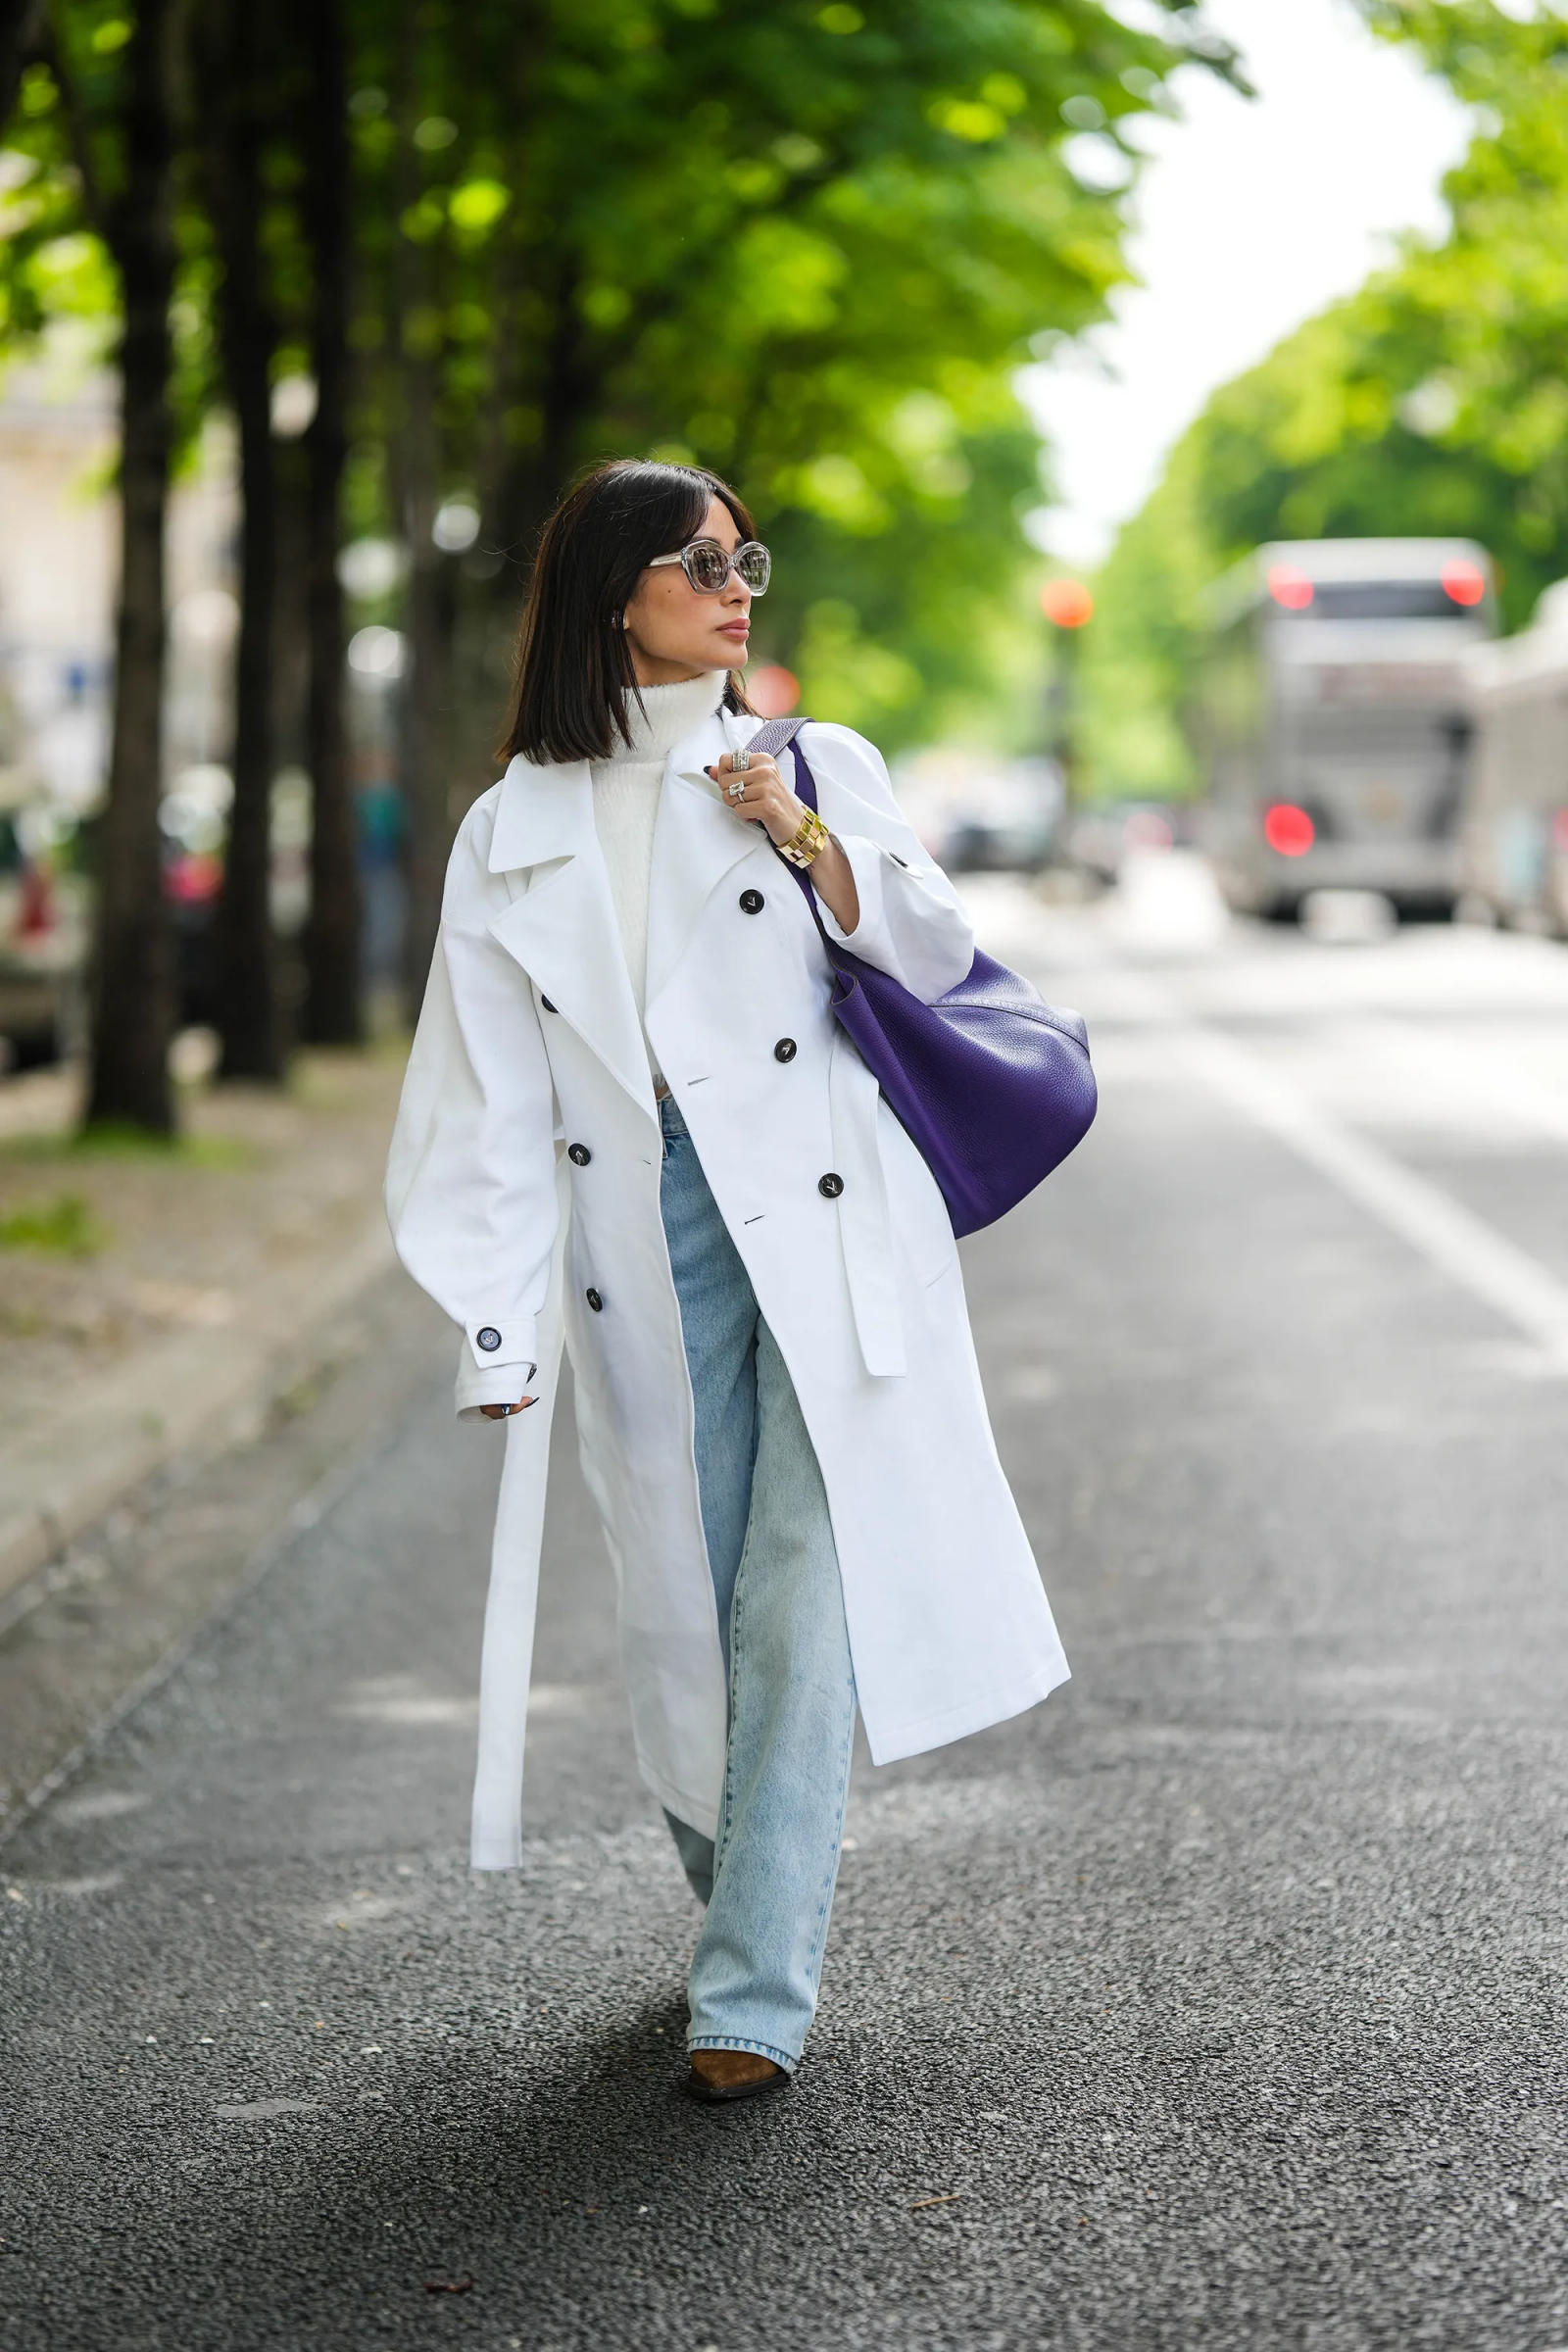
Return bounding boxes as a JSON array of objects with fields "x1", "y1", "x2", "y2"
[
  {"x1": 333, "y1": 1692, "x2": 476, "y2": 1726},
  {"x1": 1177, "y1": 1020, "x2": 1568, "y2": 1369},
  {"x1": 214, "y1": 2099, "x2": 321, "y2": 2120},
  {"x1": 1352, "y1": 1017, "x2": 1568, "y2": 1147},
  {"x1": 1078, "y1": 948, "x2": 1568, "y2": 1373},
  {"x1": 965, "y1": 878, "x2": 1568, "y2": 1372}
]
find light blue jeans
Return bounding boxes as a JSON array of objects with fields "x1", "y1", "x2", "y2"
[{"x1": 659, "y1": 1094, "x2": 857, "y2": 2072}]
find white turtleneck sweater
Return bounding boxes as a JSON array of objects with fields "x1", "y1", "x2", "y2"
[{"x1": 590, "y1": 670, "x2": 727, "y2": 1090}]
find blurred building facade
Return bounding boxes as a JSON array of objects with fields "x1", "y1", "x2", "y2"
[{"x1": 0, "y1": 360, "x2": 239, "y2": 817}]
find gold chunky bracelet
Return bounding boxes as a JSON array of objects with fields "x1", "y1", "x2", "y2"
[{"x1": 776, "y1": 806, "x2": 830, "y2": 868}]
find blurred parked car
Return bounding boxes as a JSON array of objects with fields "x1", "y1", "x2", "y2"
[
  {"x1": 1460, "y1": 578, "x2": 1568, "y2": 935},
  {"x1": 894, "y1": 749, "x2": 1064, "y2": 873},
  {"x1": 1063, "y1": 801, "x2": 1191, "y2": 884},
  {"x1": 0, "y1": 791, "x2": 88, "y2": 1068},
  {"x1": 0, "y1": 762, "x2": 306, "y2": 1071}
]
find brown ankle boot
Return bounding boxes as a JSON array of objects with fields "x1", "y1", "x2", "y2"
[{"x1": 685, "y1": 2048, "x2": 791, "y2": 2104}]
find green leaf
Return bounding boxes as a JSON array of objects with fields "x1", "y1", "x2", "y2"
[{"x1": 448, "y1": 177, "x2": 511, "y2": 234}]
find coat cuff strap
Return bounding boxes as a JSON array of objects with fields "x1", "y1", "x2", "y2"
[{"x1": 462, "y1": 1313, "x2": 539, "y2": 1372}]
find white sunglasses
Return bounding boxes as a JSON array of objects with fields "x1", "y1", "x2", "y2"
[{"x1": 647, "y1": 538, "x2": 771, "y2": 596}]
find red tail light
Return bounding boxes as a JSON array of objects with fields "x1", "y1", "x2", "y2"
[
  {"x1": 1264, "y1": 803, "x2": 1315, "y2": 857},
  {"x1": 1267, "y1": 564, "x2": 1314, "y2": 611},
  {"x1": 1442, "y1": 560, "x2": 1486, "y2": 608}
]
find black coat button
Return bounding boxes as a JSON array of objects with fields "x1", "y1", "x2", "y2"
[
  {"x1": 739, "y1": 888, "x2": 764, "y2": 913},
  {"x1": 773, "y1": 1038, "x2": 798, "y2": 1063},
  {"x1": 541, "y1": 995, "x2": 558, "y2": 1012},
  {"x1": 585, "y1": 1287, "x2": 603, "y2": 1312},
  {"x1": 818, "y1": 1172, "x2": 844, "y2": 1199},
  {"x1": 567, "y1": 1143, "x2": 592, "y2": 1166},
  {"x1": 476, "y1": 1326, "x2": 502, "y2": 1351}
]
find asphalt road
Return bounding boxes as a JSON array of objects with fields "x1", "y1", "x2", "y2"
[{"x1": 6, "y1": 863, "x2": 1568, "y2": 2352}]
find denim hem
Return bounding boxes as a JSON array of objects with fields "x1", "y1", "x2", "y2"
[{"x1": 689, "y1": 2034, "x2": 798, "y2": 2073}]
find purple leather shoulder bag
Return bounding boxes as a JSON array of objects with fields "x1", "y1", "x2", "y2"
[{"x1": 749, "y1": 717, "x2": 1097, "y2": 1239}]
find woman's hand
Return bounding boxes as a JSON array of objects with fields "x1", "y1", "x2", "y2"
[
  {"x1": 706, "y1": 749, "x2": 802, "y2": 848},
  {"x1": 707, "y1": 751, "x2": 860, "y2": 936},
  {"x1": 480, "y1": 1397, "x2": 537, "y2": 1421}
]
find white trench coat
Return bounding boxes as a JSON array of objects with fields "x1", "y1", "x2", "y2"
[{"x1": 386, "y1": 703, "x2": 1069, "y2": 1868}]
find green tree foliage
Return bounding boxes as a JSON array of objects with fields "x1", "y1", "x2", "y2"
[
  {"x1": 0, "y1": 54, "x2": 122, "y2": 365},
  {"x1": 1, "y1": 0, "x2": 1246, "y2": 1076},
  {"x1": 335, "y1": 0, "x2": 1243, "y2": 969},
  {"x1": 1081, "y1": 1, "x2": 1568, "y2": 801},
  {"x1": 0, "y1": 19, "x2": 216, "y2": 456}
]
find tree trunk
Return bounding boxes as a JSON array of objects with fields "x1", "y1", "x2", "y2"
[
  {"x1": 208, "y1": 0, "x2": 283, "y2": 1081},
  {"x1": 299, "y1": 0, "x2": 362, "y2": 1044},
  {"x1": 390, "y1": 37, "x2": 451, "y2": 1012},
  {"x1": 84, "y1": 0, "x2": 177, "y2": 1136},
  {"x1": 0, "y1": 0, "x2": 42, "y2": 134},
  {"x1": 488, "y1": 268, "x2": 590, "y2": 594},
  {"x1": 399, "y1": 488, "x2": 455, "y2": 1008}
]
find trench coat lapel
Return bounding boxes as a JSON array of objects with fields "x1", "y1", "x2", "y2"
[
  {"x1": 644, "y1": 707, "x2": 766, "y2": 1014},
  {"x1": 485, "y1": 753, "x2": 657, "y2": 1117}
]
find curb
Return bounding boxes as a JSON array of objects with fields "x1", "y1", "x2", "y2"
[{"x1": 0, "y1": 1211, "x2": 399, "y2": 1606}]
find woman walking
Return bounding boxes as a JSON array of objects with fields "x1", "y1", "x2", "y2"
[{"x1": 386, "y1": 459, "x2": 1069, "y2": 2101}]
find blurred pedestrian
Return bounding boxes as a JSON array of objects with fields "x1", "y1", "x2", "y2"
[{"x1": 386, "y1": 459, "x2": 1068, "y2": 2102}]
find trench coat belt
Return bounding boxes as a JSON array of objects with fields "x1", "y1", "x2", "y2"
[
  {"x1": 468, "y1": 1154, "x2": 570, "y2": 1871},
  {"x1": 828, "y1": 1030, "x2": 907, "y2": 1380}
]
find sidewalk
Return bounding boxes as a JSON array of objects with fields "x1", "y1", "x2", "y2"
[{"x1": 0, "y1": 1047, "x2": 410, "y2": 1600}]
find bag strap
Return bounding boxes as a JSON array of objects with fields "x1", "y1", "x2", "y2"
[
  {"x1": 743, "y1": 713, "x2": 830, "y2": 910},
  {"x1": 745, "y1": 713, "x2": 815, "y2": 809}
]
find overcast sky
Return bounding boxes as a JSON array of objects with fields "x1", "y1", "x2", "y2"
[{"x1": 1018, "y1": 0, "x2": 1472, "y2": 571}]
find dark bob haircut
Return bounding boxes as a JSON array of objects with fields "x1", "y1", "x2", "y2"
[{"x1": 498, "y1": 459, "x2": 758, "y2": 765}]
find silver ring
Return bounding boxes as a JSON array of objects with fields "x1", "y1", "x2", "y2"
[
  {"x1": 727, "y1": 778, "x2": 746, "y2": 801},
  {"x1": 730, "y1": 749, "x2": 751, "y2": 771}
]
